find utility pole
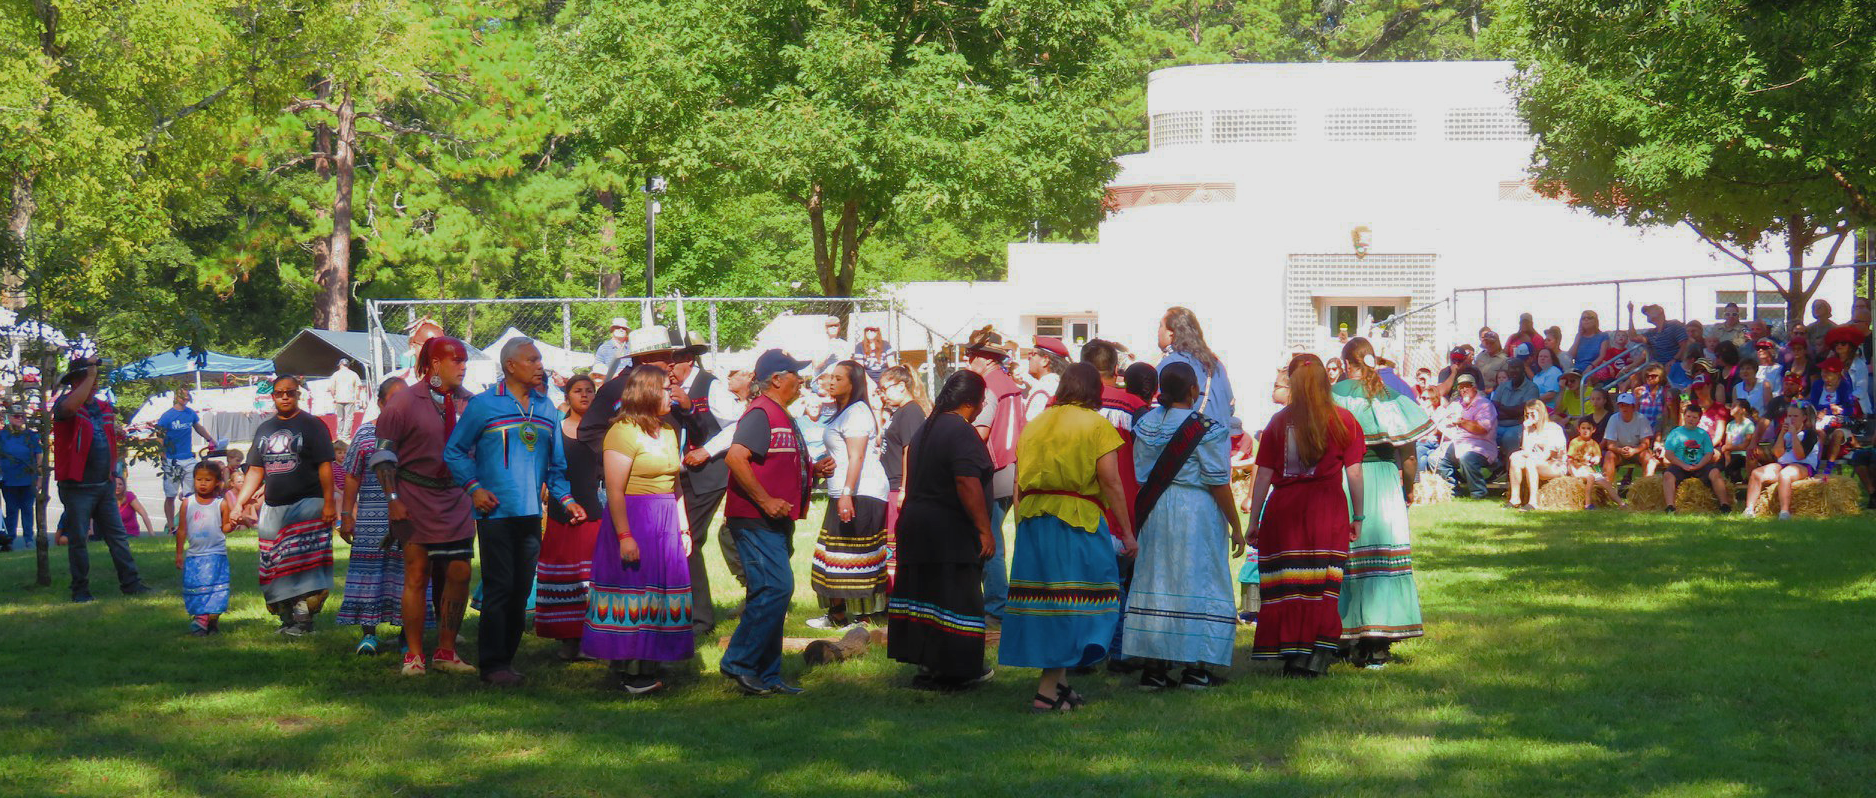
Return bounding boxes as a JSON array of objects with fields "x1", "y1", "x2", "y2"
[{"x1": 642, "y1": 175, "x2": 666, "y2": 329}]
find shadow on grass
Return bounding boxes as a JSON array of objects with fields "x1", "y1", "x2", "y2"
[{"x1": 0, "y1": 506, "x2": 1871, "y2": 797}]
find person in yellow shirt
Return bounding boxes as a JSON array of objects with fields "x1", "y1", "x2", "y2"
[{"x1": 997, "y1": 363, "x2": 1137, "y2": 713}]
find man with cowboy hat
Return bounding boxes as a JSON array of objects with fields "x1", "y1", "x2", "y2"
[
  {"x1": 51, "y1": 356, "x2": 149, "y2": 601},
  {"x1": 962, "y1": 327, "x2": 1025, "y2": 622},
  {"x1": 593, "y1": 317, "x2": 634, "y2": 374}
]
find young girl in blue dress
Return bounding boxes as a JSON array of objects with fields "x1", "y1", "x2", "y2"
[{"x1": 175, "y1": 461, "x2": 234, "y2": 636}]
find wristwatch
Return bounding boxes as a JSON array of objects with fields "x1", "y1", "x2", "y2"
[{"x1": 387, "y1": 491, "x2": 399, "y2": 502}]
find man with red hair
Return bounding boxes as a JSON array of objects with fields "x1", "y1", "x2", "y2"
[{"x1": 371, "y1": 336, "x2": 478, "y2": 677}]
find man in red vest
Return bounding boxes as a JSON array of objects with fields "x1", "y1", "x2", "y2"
[
  {"x1": 962, "y1": 329, "x2": 1025, "y2": 622},
  {"x1": 52, "y1": 357, "x2": 149, "y2": 602},
  {"x1": 720, "y1": 349, "x2": 833, "y2": 695}
]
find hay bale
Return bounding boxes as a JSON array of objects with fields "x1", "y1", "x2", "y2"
[
  {"x1": 1749, "y1": 475, "x2": 1867, "y2": 518},
  {"x1": 1673, "y1": 477, "x2": 1725, "y2": 513},
  {"x1": 1533, "y1": 476, "x2": 1591, "y2": 511},
  {"x1": 1412, "y1": 471, "x2": 1453, "y2": 506},
  {"x1": 1625, "y1": 475, "x2": 1667, "y2": 512}
]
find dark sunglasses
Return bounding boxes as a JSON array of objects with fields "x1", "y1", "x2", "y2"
[{"x1": 275, "y1": 390, "x2": 301, "y2": 398}]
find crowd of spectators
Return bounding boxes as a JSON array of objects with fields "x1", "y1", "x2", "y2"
[{"x1": 1409, "y1": 297, "x2": 1876, "y2": 518}]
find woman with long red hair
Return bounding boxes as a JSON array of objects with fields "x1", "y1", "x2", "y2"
[{"x1": 1240, "y1": 354, "x2": 1366, "y2": 677}]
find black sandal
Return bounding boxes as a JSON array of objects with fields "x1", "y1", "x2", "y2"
[
  {"x1": 1030, "y1": 691, "x2": 1073, "y2": 713},
  {"x1": 1056, "y1": 683, "x2": 1087, "y2": 708}
]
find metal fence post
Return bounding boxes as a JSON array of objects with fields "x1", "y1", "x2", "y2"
[
  {"x1": 561, "y1": 302, "x2": 572, "y2": 358},
  {"x1": 1680, "y1": 277, "x2": 1688, "y2": 321},
  {"x1": 708, "y1": 302, "x2": 719, "y2": 356}
]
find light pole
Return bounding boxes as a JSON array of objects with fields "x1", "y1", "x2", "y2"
[{"x1": 642, "y1": 175, "x2": 666, "y2": 328}]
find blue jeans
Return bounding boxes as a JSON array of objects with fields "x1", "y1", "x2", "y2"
[
  {"x1": 721, "y1": 516, "x2": 795, "y2": 687},
  {"x1": 1416, "y1": 440, "x2": 1440, "y2": 472},
  {"x1": 57, "y1": 481, "x2": 142, "y2": 597},
  {"x1": 982, "y1": 497, "x2": 1012, "y2": 620},
  {"x1": 475, "y1": 515, "x2": 541, "y2": 673},
  {"x1": 1495, "y1": 425, "x2": 1524, "y2": 457},
  {"x1": 1439, "y1": 450, "x2": 1494, "y2": 499},
  {"x1": 2, "y1": 484, "x2": 32, "y2": 545}
]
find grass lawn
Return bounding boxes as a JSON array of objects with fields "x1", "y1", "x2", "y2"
[{"x1": 1, "y1": 502, "x2": 1871, "y2": 797}]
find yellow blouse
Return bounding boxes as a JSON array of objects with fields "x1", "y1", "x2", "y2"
[
  {"x1": 603, "y1": 422, "x2": 680, "y2": 495},
  {"x1": 1014, "y1": 405, "x2": 1123, "y2": 534}
]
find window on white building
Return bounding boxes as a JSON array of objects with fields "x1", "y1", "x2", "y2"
[
  {"x1": 1033, "y1": 315, "x2": 1098, "y2": 347},
  {"x1": 1714, "y1": 290, "x2": 1786, "y2": 325},
  {"x1": 1317, "y1": 299, "x2": 1408, "y2": 342}
]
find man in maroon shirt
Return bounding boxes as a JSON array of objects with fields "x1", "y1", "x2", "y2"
[{"x1": 370, "y1": 336, "x2": 478, "y2": 677}]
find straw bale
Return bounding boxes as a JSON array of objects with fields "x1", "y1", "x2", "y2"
[
  {"x1": 1412, "y1": 471, "x2": 1453, "y2": 506},
  {"x1": 1624, "y1": 475, "x2": 1667, "y2": 512},
  {"x1": 1749, "y1": 475, "x2": 1867, "y2": 518},
  {"x1": 1673, "y1": 478, "x2": 1725, "y2": 513},
  {"x1": 1532, "y1": 476, "x2": 1590, "y2": 511}
]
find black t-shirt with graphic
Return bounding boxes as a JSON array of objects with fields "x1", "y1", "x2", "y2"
[{"x1": 249, "y1": 412, "x2": 335, "y2": 507}]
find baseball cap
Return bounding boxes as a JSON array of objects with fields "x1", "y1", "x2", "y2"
[
  {"x1": 1616, "y1": 392, "x2": 1637, "y2": 405},
  {"x1": 1455, "y1": 373, "x2": 1477, "y2": 386},
  {"x1": 754, "y1": 349, "x2": 811, "y2": 383},
  {"x1": 609, "y1": 317, "x2": 631, "y2": 331},
  {"x1": 1821, "y1": 357, "x2": 1844, "y2": 373},
  {"x1": 1754, "y1": 338, "x2": 1778, "y2": 350}
]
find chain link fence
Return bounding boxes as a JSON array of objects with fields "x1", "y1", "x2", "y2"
[{"x1": 365, "y1": 296, "x2": 961, "y2": 393}]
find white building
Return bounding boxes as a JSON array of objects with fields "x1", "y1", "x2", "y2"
[{"x1": 894, "y1": 61, "x2": 1851, "y2": 426}]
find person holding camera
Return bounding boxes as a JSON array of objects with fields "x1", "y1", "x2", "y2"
[{"x1": 52, "y1": 357, "x2": 150, "y2": 602}]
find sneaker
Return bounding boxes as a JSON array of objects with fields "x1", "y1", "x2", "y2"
[
  {"x1": 804, "y1": 614, "x2": 855, "y2": 631},
  {"x1": 961, "y1": 668, "x2": 996, "y2": 688},
  {"x1": 768, "y1": 682, "x2": 805, "y2": 695},
  {"x1": 189, "y1": 623, "x2": 210, "y2": 637},
  {"x1": 1778, "y1": 511, "x2": 1793, "y2": 520},
  {"x1": 122, "y1": 583, "x2": 153, "y2": 596},
  {"x1": 1237, "y1": 611, "x2": 1259, "y2": 625},
  {"x1": 1138, "y1": 669, "x2": 1175, "y2": 691},
  {"x1": 400, "y1": 652, "x2": 427, "y2": 677},
  {"x1": 1179, "y1": 668, "x2": 1219, "y2": 690},
  {"x1": 71, "y1": 593, "x2": 94, "y2": 604},
  {"x1": 1664, "y1": 506, "x2": 1676, "y2": 514},
  {"x1": 356, "y1": 634, "x2": 380, "y2": 656},
  {"x1": 430, "y1": 649, "x2": 477, "y2": 674},
  {"x1": 279, "y1": 621, "x2": 305, "y2": 638}
]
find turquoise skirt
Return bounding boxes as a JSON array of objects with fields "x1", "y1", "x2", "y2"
[{"x1": 997, "y1": 514, "x2": 1122, "y2": 669}]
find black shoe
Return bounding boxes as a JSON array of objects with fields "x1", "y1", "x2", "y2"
[
  {"x1": 726, "y1": 672, "x2": 774, "y2": 696},
  {"x1": 122, "y1": 583, "x2": 153, "y2": 596},
  {"x1": 71, "y1": 593, "x2": 93, "y2": 604},
  {"x1": 1179, "y1": 668, "x2": 1219, "y2": 690},
  {"x1": 0, "y1": 542, "x2": 11, "y2": 552},
  {"x1": 1664, "y1": 506, "x2": 1676, "y2": 514},
  {"x1": 1138, "y1": 669, "x2": 1174, "y2": 691}
]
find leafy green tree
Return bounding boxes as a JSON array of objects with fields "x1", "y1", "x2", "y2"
[
  {"x1": 542, "y1": 0, "x2": 1135, "y2": 306},
  {"x1": 1509, "y1": 0, "x2": 1875, "y2": 319}
]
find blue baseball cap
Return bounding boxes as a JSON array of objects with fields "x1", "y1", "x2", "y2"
[{"x1": 754, "y1": 349, "x2": 811, "y2": 383}]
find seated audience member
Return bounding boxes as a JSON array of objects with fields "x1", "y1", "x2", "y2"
[
  {"x1": 1719, "y1": 400, "x2": 1758, "y2": 483},
  {"x1": 1435, "y1": 372, "x2": 1498, "y2": 500},
  {"x1": 1505, "y1": 400, "x2": 1564, "y2": 511},
  {"x1": 1743, "y1": 401, "x2": 1821, "y2": 520},
  {"x1": 1528, "y1": 349, "x2": 1564, "y2": 407},
  {"x1": 1602, "y1": 392, "x2": 1657, "y2": 485},
  {"x1": 1489, "y1": 358, "x2": 1539, "y2": 454},
  {"x1": 1660, "y1": 404, "x2": 1732, "y2": 514}
]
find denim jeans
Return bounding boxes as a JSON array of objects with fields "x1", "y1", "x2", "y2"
[
  {"x1": 981, "y1": 497, "x2": 1012, "y2": 620},
  {"x1": 1439, "y1": 450, "x2": 1494, "y2": 499},
  {"x1": 720, "y1": 516, "x2": 795, "y2": 687},
  {"x1": 476, "y1": 515, "x2": 542, "y2": 674},
  {"x1": 1495, "y1": 425, "x2": 1524, "y2": 457},
  {"x1": 57, "y1": 481, "x2": 142, "y2": 597},
  {"x1": 2, "y1": 484, "x2": 33, "y2": 545},
  {"x1": 1416, "y1": 440, "x2": 1440, "y2": 473}
]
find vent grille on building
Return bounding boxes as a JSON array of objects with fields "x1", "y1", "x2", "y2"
[
  {"x1": 1445, "y1": 107, "x2": 1527, "y2": 141},
  {"x1": 1283, "y1": 254, "x2": 1439, "y2": 353},
  {"x1": 1323, "y1": 108, "x2": 1416, "y2": 142},
  {"x1": 1150, "y1": 111, "x2": 1203, "y2": 148},
  {"x1": 1212, "y1": 109, "x2": 1298, "y2": 143}
]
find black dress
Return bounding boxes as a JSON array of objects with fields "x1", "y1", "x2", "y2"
[{"x1": 886, "y1": 412, "x2": 994, "y2": 680}]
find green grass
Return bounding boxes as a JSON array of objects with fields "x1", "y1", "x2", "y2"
[{"x1": 2, "y1": 503, "x2": 1871, "y2": 797}]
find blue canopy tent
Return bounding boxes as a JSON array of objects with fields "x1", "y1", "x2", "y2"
[{"x1": 111, "y1": 347, "x2": 275, "y2": 387}]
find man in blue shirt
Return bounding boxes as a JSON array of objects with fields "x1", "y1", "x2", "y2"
[
  {"x1": 444, "y1": 337, "x2": 584, "y2": 687},
  {"x1": 1489, "y1": 358, "x2": 1541, "y2": 455},
  {"x1": 0, "y1": 409, "x2": 42, "y2": 551},
  {"x1": 156, "y1": 390, "x2": 215, "y2": 531}
]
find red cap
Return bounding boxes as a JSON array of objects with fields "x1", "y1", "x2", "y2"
[
  {"x1": 1754, "y1": 338, "x2": 1778, "y2": 350},
  {"x1": 1821, "y1": 357, "x2": 1844, "y2": 373},
  {"x1": 1032, "y1": 336, "x2": 1070, "y2": 359}
]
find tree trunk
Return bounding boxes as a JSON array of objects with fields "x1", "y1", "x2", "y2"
[
  {"x1": 4, "y1": 171, "x2": 33, "y2": 311},
  {"x1": 596, "y1": 190, "x2": 621, "y2": 296},
  {"x1": 809, "y1": 182, "x2": 835, "y2": 296},
  {"x1": 309, "y1": 77, "x2": 335, "y2": 329},
  {"x1": 315, "y1": 90, "x2": 356, "y2": 331}
]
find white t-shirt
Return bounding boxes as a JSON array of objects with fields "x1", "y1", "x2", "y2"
[
  {"x1": 1604, "y1": 412, "x2": 1655, "y2": 448},
  {"x1": 824, "y1": 401, "x2": 888, "y2": 501},
  {"x1": 331, "y1": 368, "x2": 363, "y2": 405},
  {"x1": 1524, "y1": 421, "x2": 1566, "y2": 465}
]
